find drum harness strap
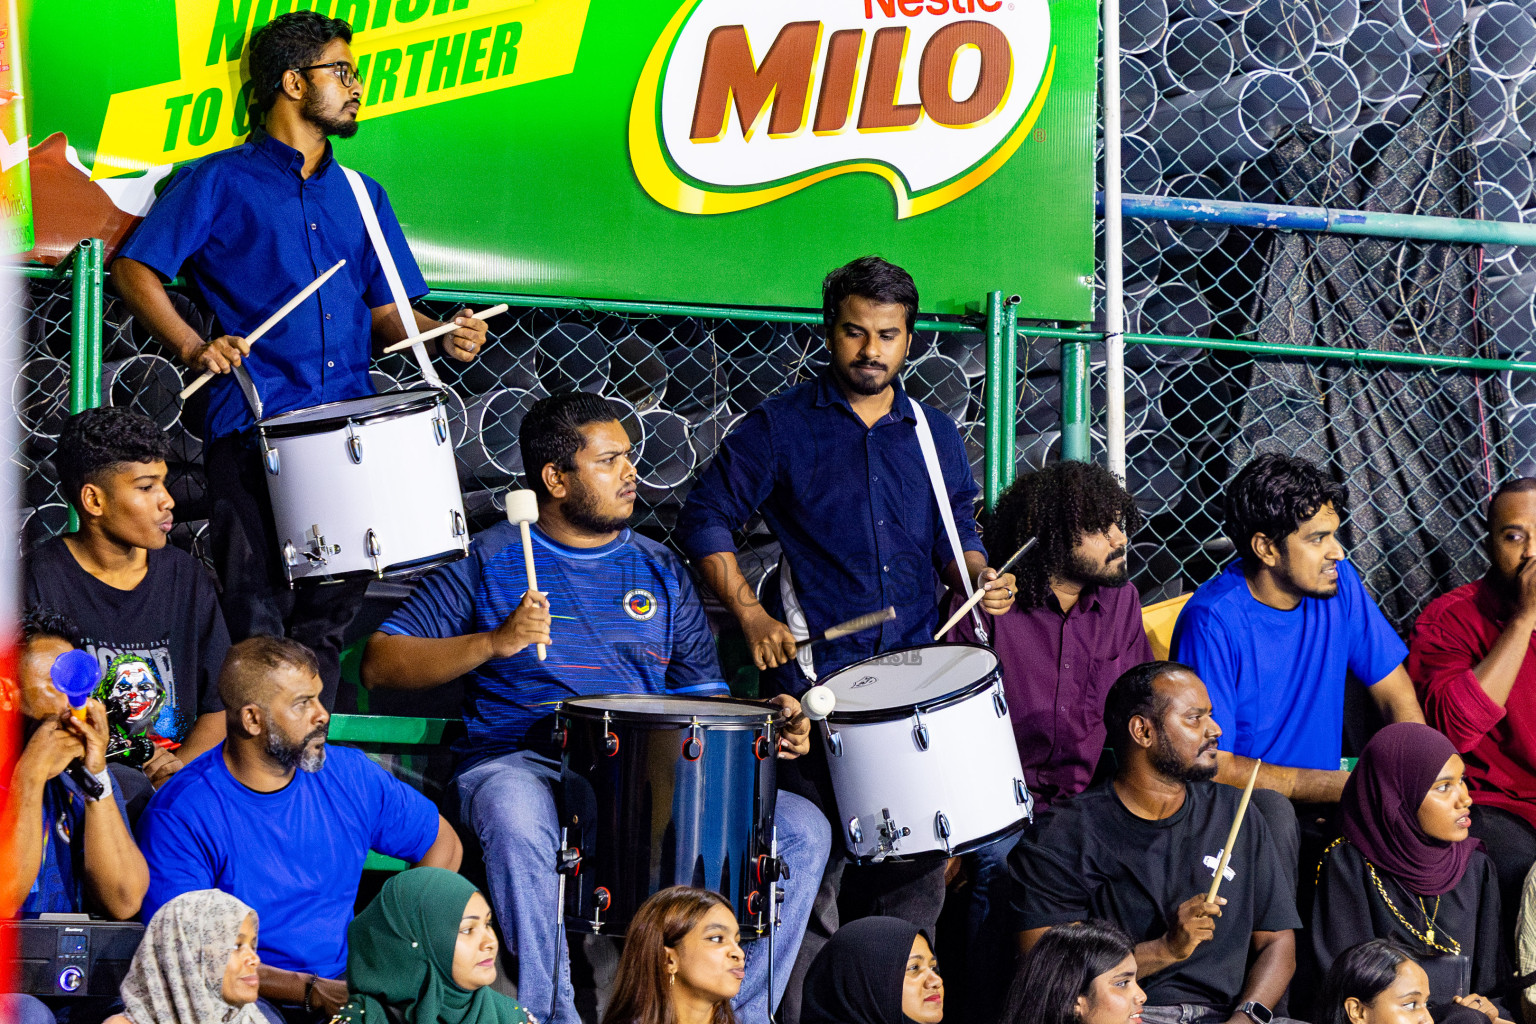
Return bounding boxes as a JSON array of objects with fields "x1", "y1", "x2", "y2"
[
  {"x1": 340, "y1": 165, "x2": 446, "y2": 391},
  {"x1": 778, "y1": 397, "x2": 990, "y2": 684}
]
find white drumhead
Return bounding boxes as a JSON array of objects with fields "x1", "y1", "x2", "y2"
[
  {"x1": 260, "y1": 389, "x2": 438, "y2": 430},
  {"x1": 821, "y1": 644, "x2": 998, "y2": 712}
]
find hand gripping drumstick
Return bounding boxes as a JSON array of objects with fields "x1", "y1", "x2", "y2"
[
  {"x1": 381, "y1": 303, "x2": 510, "y2": 354},
  {"x1": 932, "y1": 536, "x2": 1038, "y2": 641},
  {"x1": 1207, "y1": 759, "x2": 1262, "y2": 903},
  {"x1": 504, "y1": 488, "x2": 547, "y2": 661},
  {"x1": 179, "y1": 259, "x2": 347, "y2": 399}
]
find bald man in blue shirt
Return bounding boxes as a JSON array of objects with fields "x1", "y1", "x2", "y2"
[{"x1": 113, "y1": 11, "x2": 488, "y2": 705}]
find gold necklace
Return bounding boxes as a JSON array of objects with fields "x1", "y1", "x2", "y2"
[{"x1": 1366, "y1": 861, "x2": 1462, "y2": 955}]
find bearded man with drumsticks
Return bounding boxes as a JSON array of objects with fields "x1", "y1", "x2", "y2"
[
  {"x1": 677, "y1": 256, "x2": 1017, "y2": 1022},
  {"x1": 111, "y1": 10, "x2": 488, "y2": 708},
  {"x1": 362, "y1": 392, "x2": 831, "y2": 1024}
]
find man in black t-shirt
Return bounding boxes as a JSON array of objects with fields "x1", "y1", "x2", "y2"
[
  {"x1": 26, "y1": 408, "x2": 230, "y2": 790},
  {"x1": 1013, "y1": 661, "x2": 1302, "y2": 1024}
]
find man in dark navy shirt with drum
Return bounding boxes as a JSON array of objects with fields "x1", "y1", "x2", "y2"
[
  {"x1": 363, "y1": 393, "x2": 830, "y2": 1024},
  {"x1": 112, "y1": 10, "x2": 488, "y2": 706},
  {"x1": 677, "y1": 256, "x2": 1017, "y2": 1021}
]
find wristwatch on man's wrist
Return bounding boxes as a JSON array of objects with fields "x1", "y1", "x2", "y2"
[{"x1": 1237, "y1": 1001, "x2": 1273, "y2": 1024}]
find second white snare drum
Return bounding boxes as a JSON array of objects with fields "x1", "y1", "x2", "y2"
[
  {"x1": 258, "y1": 388, "x2": 468, "y2": 584},
  {"x1": 818, "y1": 643, "x2": 1032, "y2": 861}
]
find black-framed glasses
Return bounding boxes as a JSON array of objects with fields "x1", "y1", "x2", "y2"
[{"x1": 291, "y1": 61, "x2": 363, "y2": 88}]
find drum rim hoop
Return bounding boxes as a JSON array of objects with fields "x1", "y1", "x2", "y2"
[
  {"x1": 842, "y1": 814, "x2": 1029, "y2": 865},
  {"x1": 557, "y1": 693, "x2": 777, "y2": 726},
  {"x1": 821, "y1": 642, "x2": 1002, "y2": 722},
  {"x1": 258, "y1": 387, "x2": 446, "y2": 436},
  {"x1": 285, "y1": 546, "x2": 466, "y2": 584}
]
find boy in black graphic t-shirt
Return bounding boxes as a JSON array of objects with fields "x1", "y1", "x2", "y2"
[
  {"x1": 1013, "y1": 661, "x2": 1302, "y2": 1023},
  {"x1": 25, "y1": 408, "x2": 229, "y2": 788}
]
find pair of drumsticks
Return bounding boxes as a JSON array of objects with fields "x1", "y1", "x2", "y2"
[{"x1": 178, "y1": 259, "x2": 509, "y2": 399}]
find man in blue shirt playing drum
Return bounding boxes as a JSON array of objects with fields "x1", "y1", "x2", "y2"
[
  {"x1": 362, "y1": 392, "x2": 831, "y2": 1024},
  {"x1": 112, "y1": 10, "x2": 489, "y2": 707},
  {"x1": 677, "y1": 256, "x2": 1017, "y2": 1020}
]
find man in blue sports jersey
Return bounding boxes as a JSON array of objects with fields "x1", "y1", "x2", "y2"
[{"x1": 362, "y1": 392, "x2": 831, "y2": 1024}]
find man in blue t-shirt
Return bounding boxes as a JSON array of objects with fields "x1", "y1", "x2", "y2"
[
  {"x1": 1172, "y1": 454, "x2": 1424, "y2": 803},
  {"x1": 363, "y1": 393, "x2": 831, "y2": 1024},
  {"x1": 136, "y1": 636, "x2": 461, "y2": 1023}
]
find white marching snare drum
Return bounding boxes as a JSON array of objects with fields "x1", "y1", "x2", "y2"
[
  {"x1": 819, "y1": 643, "x2": 1032, "y2": 861},
  {"x1": 258, "y1": 388, "x2": 468, "y2": 584}
]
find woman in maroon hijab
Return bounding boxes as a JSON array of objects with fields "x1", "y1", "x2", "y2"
[{"x1": 1311, "y1": 723, "x2": 1508, "y2": 1020}]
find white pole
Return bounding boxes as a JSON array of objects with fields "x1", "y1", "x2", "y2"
[{"x1": 1104, "y1": 0, "x2": 1128, "y2": 479}]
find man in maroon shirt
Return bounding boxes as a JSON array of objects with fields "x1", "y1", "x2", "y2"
[
  {"x1": 1410, "y1": 477, "x2": 1536, "y2": 947},
  {"x1": 946, "y1": 461, "x2": 1153, "y2": 1018}
]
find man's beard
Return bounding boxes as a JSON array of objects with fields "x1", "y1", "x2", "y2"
[
  {"x1": 1064, "y1": 545, "x2": 1130, "y2": 589},
  {"x1": 1149, "y1": 731, "x2": 1218, "y2": 783},
  {"x1": 301, "y1": 92, "x2": 358, "y2": 138},
  {"x1": 833, "y1": 356, "x2": 903, "y2": 397},
  {"x1": 565, "y1": 477, "x2": 630, "y2": 534},
  {"x1": 265, "y1": 722, "x2": 328, "y2": 773}
]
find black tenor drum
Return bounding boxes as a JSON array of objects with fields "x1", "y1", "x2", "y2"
[{"x1": 555, "y1": 695, "x2": 780, "y2": 937}]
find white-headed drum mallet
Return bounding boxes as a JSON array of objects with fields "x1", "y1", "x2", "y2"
[
  {"x1": 504, "y1": 488, "x2": 547, "y2": 662},
  {"x1": 801, "y1": 685, "x2": 836, "y2": 721},
  {"x1": 179, "y1": 259, "x2": 346, "y2": 399},
  {"x1": 1207, "y1": 758, "x2": 1262, "y2": 903}
]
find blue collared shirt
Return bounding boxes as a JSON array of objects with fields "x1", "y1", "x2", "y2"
[
  {"x1": 678, "y1": 372, "x2": 985, "y2": 681},
  {"x1": 118, "y1": 133, "x2": 428, "y2": 439}
]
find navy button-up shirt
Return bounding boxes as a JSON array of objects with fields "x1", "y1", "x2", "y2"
[
  {"x1": 678, "y1": 371, "x2": 985, "y2": 683},
  {"x1": 118, "y1": 132, "x2": 427, "y2": 440}
]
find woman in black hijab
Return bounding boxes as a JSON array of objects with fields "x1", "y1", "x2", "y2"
[{"x1": 801, "y1": 917, "x2": 943, "y2": 1024}]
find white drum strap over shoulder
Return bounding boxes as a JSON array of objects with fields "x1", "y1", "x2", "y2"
[
  {"x1": 778, "y1": 555, "x2": 817, "y2": 682},
  {"x1": 339, "y1": 165, "x2": 443, "y2": 389},
  {"x1": 909, "y1": 397, "x2": 988, "y2": 642}
]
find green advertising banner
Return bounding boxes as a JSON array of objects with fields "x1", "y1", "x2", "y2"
[{"x1": 22, "y1": 0, "x2": 1093, "y2": 317}]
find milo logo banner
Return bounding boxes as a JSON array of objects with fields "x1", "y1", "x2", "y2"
[{"x1": 23, "y1": 0, "x2": 1093, "y2": 317}]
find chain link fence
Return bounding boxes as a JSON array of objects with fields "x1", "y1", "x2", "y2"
[{"x1": 17, "y1": 272, "x2": 81, "y2": 554}]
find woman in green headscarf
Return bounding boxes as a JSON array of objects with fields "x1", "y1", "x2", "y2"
[{"x1": 336, "y1": 868, "x2": 535, "y2": 1024}]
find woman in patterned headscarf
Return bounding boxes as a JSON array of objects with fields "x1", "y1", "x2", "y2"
[{"x1": 106, "y1": 889, "x2": 264, "y2": 1024}]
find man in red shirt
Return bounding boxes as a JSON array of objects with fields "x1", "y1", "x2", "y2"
[{"x1": 1409, "y1": 477, "x2": 1536, "y2": 948}]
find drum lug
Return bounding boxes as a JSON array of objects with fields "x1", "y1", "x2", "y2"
[
  {"x1": 451, "y1": 509, "x2": 467, "y2": 538},
  {"x1": 994, "y1": 689, "x2": 1009, "y2": 718},
  {"x1": 847, "y1": 818, "x2": 863, "y2": 847},
  {"x1": 365, "y1": 528, "x2": 383, "y2": 576},
  {"x1": 912, "y1": 709, "x2": 930, "y2": 752},
  {"x1": 263, "y1": 445, "x2": 280, "y2": 475},
  {"x1": 556, "y1": 846, "x2": 582, "y2": 876},
  {"x1": 934, "y1": 811, "x2": 953, "y2": 856},
  {"x1": 682, "y1": 718, "x2": 704, "y2": 761},
  {"x1": 602, "y1": 711, "x2": 619, "y2": 756},
  {"x1": 591, "y1": 886, "x2": 610, "y2": 933},
  {"x1": 1015, "y1": 778, "x2": 1035, "y2": 820},
  {"x1": 822, "y1": 721, "x2": 842, "y2": 758},
  {"x1": 346, "y1": 423, "x2": 364, "y2": 464},
  {"x1": 433, "y1": 408, "x2": 449, "y2": 445}
]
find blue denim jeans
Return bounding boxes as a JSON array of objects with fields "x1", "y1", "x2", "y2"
[{"x1": 457, "y1": 749, "x2": 830, "y2": 1024}]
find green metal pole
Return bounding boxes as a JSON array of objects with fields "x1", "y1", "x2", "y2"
[
  {"x1": 1060, "y1": 331, "x2": 1091, "y2": 462},
  {"x1": 983, "y1": 291, "x2": 1006, "y2": 511},
  {"x1": 1002, "y1": 299, "x2": 1019, "y2": 488},
  {"x1": 86, "y1": 239, "x2": 103, "y2": 406},
  {"x1": 65, "y1": 239, "x2": 105, "y2": 532}
]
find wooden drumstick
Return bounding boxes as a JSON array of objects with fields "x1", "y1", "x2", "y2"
[
  {"x1": 797, "y1": 606, "x2": 897, "y2": 653},
  {"x1": 932, "y1": 536, "x2": 1037, "y2": 641},
  {"x1": 179, "y1": 260, "x2": 347, "y2": 399},
  {"x1": 504, "y1": 488, "x2": 546, "y2": 661},
  {"x1": 381, "y1": 304, "x2": 510, "y2": 354},
  {"x1": 1207, "y1": 759, "x2": 1262, "y2": 903}
]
